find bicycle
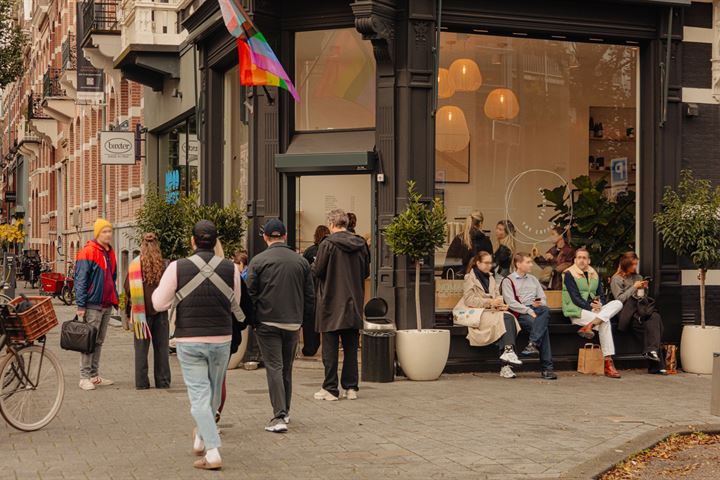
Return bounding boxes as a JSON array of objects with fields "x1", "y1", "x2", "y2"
[{"x1": 0, "y1": 295, "x2": 64, "y2": 431}]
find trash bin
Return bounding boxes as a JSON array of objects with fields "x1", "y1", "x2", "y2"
[
  {"x1": 711, "y1": 353, "x2": 720, "y2": 416},
  {"x1": 362, "y1": 298, "x2": 396, "y2": 383}
]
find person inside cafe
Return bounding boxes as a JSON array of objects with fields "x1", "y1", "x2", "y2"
[
  {"x1": 533, "y1": 226, "x2": 576, "y2": 290},
  {"x1": 443, "y1": 210, "x2": 493, "y2": 277}
]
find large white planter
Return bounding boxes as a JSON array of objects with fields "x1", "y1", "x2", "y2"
[
  {"x1": 228, "y1": 329, "x2": 250, "y2": 370},
  {"x1": 680, "y1": 325, "x2": 720, "y2": 374},
  {"x1": 396, "y1": 329, "x2": 450, "y2": 381}
]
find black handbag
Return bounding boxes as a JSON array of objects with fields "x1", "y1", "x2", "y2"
[
  {"x1": 60, "y1": 316, "x2": 98, "y2": 354},
  {"x1": 635, "y1": 296, "x2": 657, "y2": 321}
]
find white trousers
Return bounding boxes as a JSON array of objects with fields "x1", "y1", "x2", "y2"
[{"x1": 571, "y1": 300, "x2": 623, "y2": 357}]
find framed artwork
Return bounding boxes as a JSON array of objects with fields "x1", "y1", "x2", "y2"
[{"x1": 435, "y1": 143, "x2": 470, "y2": 183}]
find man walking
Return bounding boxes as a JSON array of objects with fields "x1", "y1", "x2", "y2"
[
  {"x1": 313, "y1": 209, "x2": 370, "y2": 401},
  {"x1": 153, "y1": 220, "x2": 243, "y2": 470},
  {"x1": 246, "y1": 219, "x2": 314, "y2": 433},
  {"x1": 74, "y1": 218, "x2": 118, "y2": 391},
  {"x1": 562, "y1": 247, "x2": 623, "y2": 378},
  {"x1": 502, "y1": 253, "x2": 557, "y2": 380}
]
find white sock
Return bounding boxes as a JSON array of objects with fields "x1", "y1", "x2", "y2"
[
  {"x1": 193, "y1": 433, "x2": 205, "y2": 451},
  {"x1": 205, "y1": 448, "x2": 221, "y2": 464}
]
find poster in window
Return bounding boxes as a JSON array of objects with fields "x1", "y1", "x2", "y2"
[{"x1": 435, "y1": 144, "x2": 470, "y2": 184}]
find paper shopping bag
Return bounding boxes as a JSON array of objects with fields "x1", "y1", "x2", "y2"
[
  {"x1": 435, "y1": 269, "x2": 464, "y2": 310},
  {"x1": 577, "y1": 343, "x2": 604, "y2": 375}
]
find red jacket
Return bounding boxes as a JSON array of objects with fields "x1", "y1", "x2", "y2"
[{"x1": 74, "y1": 240, "x2": 118, "y2": 309}]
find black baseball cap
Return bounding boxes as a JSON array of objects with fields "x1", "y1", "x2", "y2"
[
  {"x1": 192, "y1": 220, "x2": 218, "y2": 248},
  {"x1": 261, "y1": 218, "x2": 287, "y2": 238}
]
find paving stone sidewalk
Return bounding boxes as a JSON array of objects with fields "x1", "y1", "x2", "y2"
[{"x1": 1, "y1": 299, "x2": 719, "y2": 480}]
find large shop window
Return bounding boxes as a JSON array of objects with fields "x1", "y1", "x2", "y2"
[
  {"x1": 159, "y1": 116, "x2": 199, "y2": 198},
  {"x1": 435, "y1": 34, "x2": 639, "y2": 310},
  {"x1": 295, "y1": 28, "x2": 376, "y2": 131},
  {"x1": 223, "y1": 65, "x2": 250, "y2": 209}
]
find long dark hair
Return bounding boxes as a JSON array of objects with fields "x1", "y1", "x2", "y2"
[
  {"x1": 314, "y1": 225, "x2": 330, "y2": 245},
  {"x1": 140, "y1": 233, "x2": 164, "y2": 286}
]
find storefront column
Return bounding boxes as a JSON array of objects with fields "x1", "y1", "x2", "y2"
[{"x1": 354, "y1": 0, "x2": 437, "y2": 330}]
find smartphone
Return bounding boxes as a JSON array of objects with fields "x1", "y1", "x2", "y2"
[
  {"x1": 534, "y1": 297, "x2": 542, "y2": 302},
  {"x1": 643, "y1": 276, "x2": 652, "y2": 281}
]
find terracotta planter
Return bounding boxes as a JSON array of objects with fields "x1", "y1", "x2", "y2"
[
  {"x1": 680, "y1": 325, "x2": 720, "y2": 374},
  {"x1": 396, "y1": 329, "x2": 450, "y2": 381}
]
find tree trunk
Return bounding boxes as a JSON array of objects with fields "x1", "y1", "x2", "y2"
[
  {"x1": 415, "y1": 260, "x2": 422, "y2": 331},
  {"x1": 700, "y1": 268, "x2": 707, "y2": 329}
]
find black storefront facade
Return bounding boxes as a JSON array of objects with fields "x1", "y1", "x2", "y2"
[{"x1": 183, "y1": 0, "x2": 703, "y2": 372}]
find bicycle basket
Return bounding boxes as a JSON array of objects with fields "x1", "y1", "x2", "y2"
[{"x1": 5, "y1": 296, "x2": 58, "y2": 342}]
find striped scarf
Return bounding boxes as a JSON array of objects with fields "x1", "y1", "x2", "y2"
[{"x1": 129, "y1": 256, "x2": 151, "y2": 340}]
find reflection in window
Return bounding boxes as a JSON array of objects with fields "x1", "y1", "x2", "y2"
[
  {"x1": 158, "y1": 117, "x2": 199, "y2": 198},
  {"x1": 295, "y1": 28, "x2": 376, "y2": 131},
  {"x1": 435, "y1": 34, "x2": 638, "y2": 307},
  {"x1": 223, "y1": 65, "x2": 249, "y2": 210}
]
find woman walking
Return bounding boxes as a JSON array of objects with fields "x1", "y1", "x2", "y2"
[{"x1": 124, "y1": 233, "x2": 171, "y2": 389}]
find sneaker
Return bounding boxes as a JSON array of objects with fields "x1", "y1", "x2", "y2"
[
  {"x1": 343, "y1": 389, "x2": 358, "y2": 400},
  {"x1": 313, "y1": 388, "x2": 339, "y2": 401},
  {"x1": 499, "y1": 346, "x2": 523, "y2": 366},
  {"x1": 520, "y1": 342, "x2": 540, "y2": 357},
  {"x1": 264, "y1": 417, "x2": 288, "y2": 433},
  {"x1": 283, "y1": 415, "x2": 290, "y2": 424},
  {"x1": 79, "y1": 378, "x2": 96, "y2": 391},
  {"x1": 92, "y1": 376, "x2": 114, "y2": 386},
  {"x1": 499, "y1": 365, "x2": 517, "y2": 378},
  {"x1": 643, "y1": 351, "x2": 661, "y2": 363},
  {"x1": 541, "y1": 370, "x2": 558, "y2": 380}
]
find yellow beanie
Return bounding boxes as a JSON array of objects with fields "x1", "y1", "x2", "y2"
[{"x1": 94, "y1": 218, "x2": 113, "y2": 238}]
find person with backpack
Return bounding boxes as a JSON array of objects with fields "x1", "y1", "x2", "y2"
[
  {"x1": 152, "y1": 220, "x2": 244, "y2": 470},
  {"x1": 501, "y1": 252, "x2": 557, "y2": 380},
  {"x1": 123, "y1": 233, "x2": 170, "y2": 390},
  {"x1": 75, "y1": 218, "x2": 118, "y2": 391}
]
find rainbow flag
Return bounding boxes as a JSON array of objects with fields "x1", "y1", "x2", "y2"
[{"x1": 218, "y1": 0, "x2": 299, "y2": 101}]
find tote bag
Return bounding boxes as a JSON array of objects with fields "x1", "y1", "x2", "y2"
[{"x1": 435, "y1": 270, "x2": 465, "y2": 310}]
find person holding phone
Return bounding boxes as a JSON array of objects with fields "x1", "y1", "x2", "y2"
[
  {"x1": 501, "y1": 252, "x2": 557, "y2": 380},
  {"x1": 562, "y1": 248, "x2": 623, "y2": 378},
  {"x1": 611, "y1": 252, "x2": 665, "y2": 371}
]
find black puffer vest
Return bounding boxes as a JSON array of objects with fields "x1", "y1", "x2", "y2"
[{"x1": 174, "y1": 249, "x2": 234, "y2": 338}]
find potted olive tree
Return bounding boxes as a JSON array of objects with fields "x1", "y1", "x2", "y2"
[
  {"x1": 654, "y1": 170, "x2": 720, "y2": 374},
  {"x1": 384, "y1": 181, "x2": 449, "y2": 381}
]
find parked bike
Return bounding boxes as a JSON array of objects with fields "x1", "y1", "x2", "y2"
[
  {"x1": 0, "y1": 295, "x2": 64, "y2": 431},
  {"x1": 39, "y1": 262, "x2": 75, "y2": 306}
]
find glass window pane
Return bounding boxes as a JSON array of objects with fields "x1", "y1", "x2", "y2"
[
  {"x1": 223, "y1": 66, "x2": 249, "y2": 209},
  {"x1": 295, "y1": 28, "x2": 376, "y2": 131},
  {"x1": 435, "y1": 34, "x2": 638, "y2": 313}
]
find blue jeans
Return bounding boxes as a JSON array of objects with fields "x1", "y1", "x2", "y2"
[
  {"x1": 517, "y1": 306, "x2": 554, "y2": 371},
  {"x1": 177, "y1": 342, "x2": 231, "y2": 450}
]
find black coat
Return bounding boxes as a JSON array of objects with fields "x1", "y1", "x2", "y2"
[
  {"x1": 443, "y1": 230, "x2": 493, "y2": 277},
  {"x1": 231, "y1": 278, "x2": 254, "y2": 354},
  {"x1": 312, "y1": 231, "x2": 370, "y2": 333}
]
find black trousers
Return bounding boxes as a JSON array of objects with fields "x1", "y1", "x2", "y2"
[
  {"x1": 496, "y1": 313, "x2": 518, "y2": 351},
  {"x1": 301, "y1": 316, "x2": 321, "y2": 357},
  {"x1": 255, "y1": 323, "x2": 298, "y2": 419},
  {"x1": 322, "y1": 329, "x2": 359, "y2": 398},
  {"x1": 134, "y1": 312, "x2": 171, "y2": 389},
  {"x1": 629, "y1": 312, "x2": 664, "y2": 354}
]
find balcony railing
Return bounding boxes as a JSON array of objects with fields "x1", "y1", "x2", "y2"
[
  {"x1": 42, "y1": 69, "x2": 65, "y2": 98},
  {"x1": 28, "y1": 93, "x2": 50, "y2": 120},
  {"x1": 81, "y1": 0, "x2": 120, "y2": 45},
  {"x1": 62, "y1": 34, "x2": 77, "y2": 71}
]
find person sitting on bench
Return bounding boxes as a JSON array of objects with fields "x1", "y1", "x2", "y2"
[{"x1": 562, "y1": 247, "x2": 622, "y2": 379}]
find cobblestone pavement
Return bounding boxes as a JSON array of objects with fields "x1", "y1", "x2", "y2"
[{"x1": 1, "y1": 296, "x2": 719, "y2": 479}]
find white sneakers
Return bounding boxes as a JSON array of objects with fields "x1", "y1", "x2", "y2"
[
  {"x1": 79, "y1": 376, "x2": 115, "y2": 390},
  {"x1": 499, "y1": 365, "x2": 517, "y2": 379},
  {"x1": 499, "y1": 346, "x2": 523, "y2": 366},
  {"x1": 78, "y1": 379, "x2": 96, "y2": 390},
  {"x1": 343, "y1": 389, "x2": 358, "y2": 400},
  {"x1": 313, "y1": 389, "x2": 339, "y2": 401}
]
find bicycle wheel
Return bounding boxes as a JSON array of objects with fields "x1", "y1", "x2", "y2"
[
  {"x1": 60, "y1": 286, "x2": 74, "y2": 306},
  {"x1": 0, "y1": 294, "x2": 12, "y2": 304},
  {"x1": 0, "y1": 345, "x2": 65, "y2": 431}
]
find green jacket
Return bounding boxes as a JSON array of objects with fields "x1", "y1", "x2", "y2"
[{"x1": 562, "y1": 264, "x2": 599, "y2": 318}]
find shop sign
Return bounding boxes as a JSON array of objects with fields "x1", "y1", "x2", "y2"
[
  {"x1": 611, "y1": 157, "x2": 628, "y2": 186},
  {"x1": 165, "y1": 170, "x2": 180, "y2": 204},
  {"x1": 100, "y1": 131, "x2": 136, "y2": 165},
  {"x1": 179, "y1": 134, "x2": 199, "y2": 167},
  {"x1": 5, "y1": 191, "x2": 16, "y2": 203}
]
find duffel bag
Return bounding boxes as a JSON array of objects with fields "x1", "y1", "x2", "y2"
[{"x1": 60, "y1": 316, "x2": 98, "y2": 354}]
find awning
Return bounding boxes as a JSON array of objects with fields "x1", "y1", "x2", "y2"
[{"x1": 275, "y1": 130, "x2": 377, "y2": 173}]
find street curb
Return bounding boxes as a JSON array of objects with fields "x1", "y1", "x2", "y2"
[{"x1": 560, "y1": 422, "x2": 720, "y2": 479}]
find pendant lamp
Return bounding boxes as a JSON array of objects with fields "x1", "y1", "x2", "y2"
[
  {"x1": 449, "y1": 58, "x2": 482, "y2": 92},
  {"x1": 484, "y1": 88, "x2": 520, "y2": 121},
  {"x1": 437, "y1": 68, "x2": 455, "y2": 99},
  {"x1": 436, "y1": 105, "x2": 470, "y2": 153}
]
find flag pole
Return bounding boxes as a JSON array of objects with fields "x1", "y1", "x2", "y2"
[{"x1": 262, "y1": 85, "x2": 275, "y2": 105}]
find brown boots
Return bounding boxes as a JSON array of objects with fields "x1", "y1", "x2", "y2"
[{"x1": 604, "y1": 357, "x2": 621, "y2": 378}]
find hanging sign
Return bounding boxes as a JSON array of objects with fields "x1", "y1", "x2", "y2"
[
  {"x1": 100, "y1": 131, "x2": 136, "y2": 165},
  {"x1": 611, "y1": 157, "x2": 628, "y2": 186}
]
